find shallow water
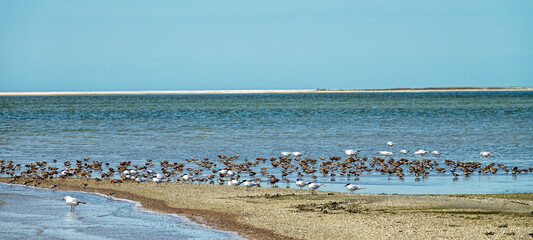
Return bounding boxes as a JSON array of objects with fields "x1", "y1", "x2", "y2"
[
  {"x1": 0, "y1": 92, "x2": 532, "y2": 194},
  {"x1": 0, "y1": 183, "x2": 242, "y2": 239}
]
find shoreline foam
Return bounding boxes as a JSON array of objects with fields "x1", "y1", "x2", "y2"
[{"x1": 1, "y1": 87, "x2": 532, "y2": 96}]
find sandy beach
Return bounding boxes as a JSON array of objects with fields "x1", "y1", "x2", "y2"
[
  {"x1": 2, "y1": 178, "x2": 532, "y2": 239},
  {"x1": 0, "y1": 87, "x2": 532, "y2": 96}
]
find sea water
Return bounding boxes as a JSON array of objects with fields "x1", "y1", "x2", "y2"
[
  {"x1": 0, "y1": 183, "x2": 242, "y2": 239},
  {"x1": 0, "y1": 92, "x2": 532, "y2": 194}
]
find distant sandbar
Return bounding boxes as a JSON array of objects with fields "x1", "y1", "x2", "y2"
[{"x1": 1, "y1": 87, "x2": 532, "y2": 96}]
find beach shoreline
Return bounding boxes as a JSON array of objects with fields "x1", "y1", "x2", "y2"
[
  {"x1": 2, "y1": 178, "x2": 532, "y2": 239},
  {"x1": 1, "y1": 87, "x2": 532, "y2": 96}
]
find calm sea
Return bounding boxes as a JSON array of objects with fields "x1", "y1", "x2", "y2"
[
  {"x1": 1, "y1": 92, "x2": 532, "y2": 194},
  {"x1": 0, "y1": 183, "x2": 241, "y2": 239}
]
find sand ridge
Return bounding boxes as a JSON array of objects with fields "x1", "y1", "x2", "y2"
[{"x1": 1, "y1": 178, "x2": 532, "y2": 240}]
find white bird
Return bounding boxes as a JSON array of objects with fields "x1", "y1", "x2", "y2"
[
  {"x1": 179, "y1": 174, "x2": 190, "y2": 182},
  {"x1": 378, "y1": 151, "x2": 393, "y2": 156},
  {"x1": 218, "y1": 169, "x2": 228, "y2": 176},
  {"x1": 62, "y1": 196, "x2": 86, "y2": 212},
  {"x1": 228, "y1": 179, "x2": 241, "y2": 186},
  {"x1": 295, "y1": 179, "x2": 306, "y2": 189},
  {"x1": 414, "y1": 149, "x2": 429, "y2": 156},
  {"x1": 292, "y1": 152, "x2": 303, "y2": 157},
  {"x1": 227, "y1": 170, "x2": 235, "y2": 177},
  {"x1": 345, "y1": 183, "x2": 365, "y2": 193},
  {"x1": 432, "y1": 151, "x2": 441, "y2": 156},
  {"x1": 307, "y1": 182, "x2": 324, "y2": 194},
  {"x1": 152, "y1": 176, "x2": 163, "y2": 184},
  {"x1": 243, "y1": 180, "x2": 259, "y2": 190},
  {"x1": 344, "y1": 149, "x2": 359, "y2": 157},
  {"x1": 387, "y1": 141, "x2": 396, "y2": 147},
  {"x1": 480, "y1": 152, "x2": 493, "y2": 158},
  {"x1": 281, "y1": 152, "x2": 291, "y2": 157},
  {"x1": 400, "y1": 150, "x2": 409, "y2": 155}
]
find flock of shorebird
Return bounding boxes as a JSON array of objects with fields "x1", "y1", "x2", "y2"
[{"x1": 0, "y1": 142, "x2": 529, "y2": 211}]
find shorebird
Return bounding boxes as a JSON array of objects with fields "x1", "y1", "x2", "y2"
[
  {"x1": 292, "y1": 152, "x2": 303, "y2": 157},
  {"x1": 414, "y1": 149, "x2": 429, "y2": 156},
  {"x1": 218, "y1": 169, "x2": 228, "y2": 177},
  {"x1": 62, "y1": 196, "x2": 86, "y2": 212},
  {"x1": 387, "y1": 141, "x2": 396, "y2": 147},
  {"x1": 344, "y1": 150, "x2": 359, "y2": 158},
  {"x1": 480, "y1": 152, "x2": 493, "y2": 158},
  {"x1": 152, "y1": 176, "x2": 163, "y2": 184},
  {"x1": 179, "y1": 174, "x2": 190, "y2": 182},
  {"x1": 378, "y1": 151, "x2": 393, "y2": 156},
  {"x1": 228, "y1": 178, "x2": 241, "y2": 186},
  {"x1": 345, "y1": 183, "x2": 365, "y2": 193},
  {"x1": 400, "y1": 150, "x2": 409, "y2": 155},
  {"x1": 307, "y1": 182, "x2": 324, "y2": 194},
  {"x1": 281, "y1": 152, "x2": 291, "y2": 157},
  {"x1": 243, "y1": 180, "x2": 259, "y2": 190},
  {"x1": 432, "y1": 151, "x2": 441, "y2": 156},
  {"x1": 295, "y1": 179, "x2": 306, "y2": 189}
]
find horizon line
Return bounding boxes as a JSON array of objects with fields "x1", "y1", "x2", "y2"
[{"x1": 1, "y1": 87, "x2": 532, "y2": 96}]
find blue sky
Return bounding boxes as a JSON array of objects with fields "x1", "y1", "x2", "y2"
[{"x1": 1, "y1": 0, "x2": 532, "y2": 91}]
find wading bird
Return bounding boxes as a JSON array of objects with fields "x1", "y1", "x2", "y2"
[{"x1": 62, "y1": 196, "x2": 86, "y2": 212}]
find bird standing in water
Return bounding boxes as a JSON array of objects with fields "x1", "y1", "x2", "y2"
[
  {"x1": 62, "y1": 196, "x2": 86, "y2": 212},
  {"x1": 345, "y1": 183, "x2": 365, "y2": 193}
]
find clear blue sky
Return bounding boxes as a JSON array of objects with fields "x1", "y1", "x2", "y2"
[{"x1": 1, "y1": 0, "x2": 532, "y2": 91}]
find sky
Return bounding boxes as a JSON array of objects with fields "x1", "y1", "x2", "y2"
[{"x1": 0, "y1": 0, "x2": 532, "y2": 92}]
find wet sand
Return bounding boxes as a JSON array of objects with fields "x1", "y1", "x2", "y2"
[
  {"x1": 1, "y1": 178, "x2": 532, "y2": 239},
  {"x1": 1, "y1": 87, "x2": 532, "y2": 96}
]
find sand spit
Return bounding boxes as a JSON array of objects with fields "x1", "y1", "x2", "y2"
[
  {"x1": 1, "y1": 178, "x2": 532, "y2": 240},
  {"x1": 1, "y1": 87, "x2": 532, "y2": 96}
]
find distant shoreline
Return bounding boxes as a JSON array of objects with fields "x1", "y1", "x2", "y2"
[{"x1": 1, "y1": 87, "x2": 532, "y2": 96}]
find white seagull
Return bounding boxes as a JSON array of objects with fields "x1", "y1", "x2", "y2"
[
  {"x1": 400, "y1": 150, "x2": 409, "y2": 155},
  {"x1": 432, "y1": 151, "x2": 441, "y2": 156},
  {"x1": 480, "y1": 152, "x2": 493, "y2": 158},
  {"x1": 292, "y1": 152, "x2": 303, "y2": 157},
  {"x1": 62, "y1": 196, "x2": 86, "y2": 212},
  {"x1": 345, "y1": 183, "x2": 365, "y2": 193},
  {"x1": 387, "y1": 141, "x2": 396, "y2": 147},
  {"x1": 307, "y1": 182, "x2": 324, "y2": 194},
  {"x1": 414, "y1": 149, "x2": 429, "y2": 156},
  {"x1": 281, "y1": 152, "x2": 292, "y2": 157},
  {"x1": 378, "y1": 151, "x2": 393, "y2": 156},
  {"x1": 344, "y1": 149, "x2": 359, "y2": 158}
]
